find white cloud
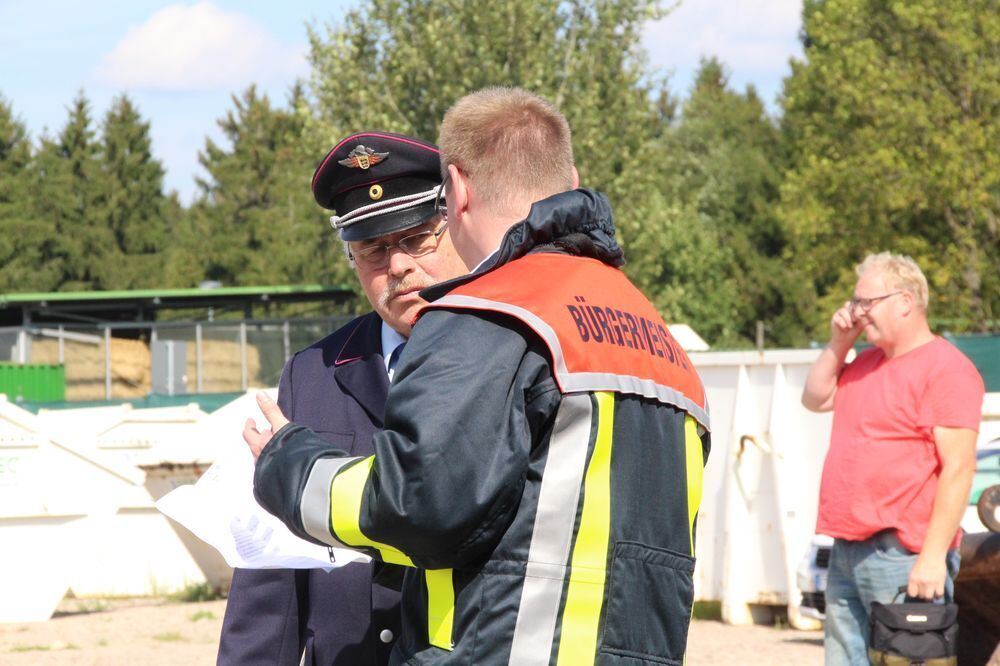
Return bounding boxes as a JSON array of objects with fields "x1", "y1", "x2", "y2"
[
  {"x1": 643, "y1": 0, "x2": 803, "y2": 83},
  {"x1": 94, "y1": 2, "x2": 308, "y2": 92}
]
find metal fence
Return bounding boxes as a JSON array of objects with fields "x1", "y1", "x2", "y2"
[{"x1": 0, "y1": 316, "x2": 354, "y2": 401}]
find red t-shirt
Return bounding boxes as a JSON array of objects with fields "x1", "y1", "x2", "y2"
[{"x1": 816, "y1": 337, "x2": 985, "y2": 552}]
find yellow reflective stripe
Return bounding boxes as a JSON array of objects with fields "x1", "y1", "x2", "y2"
[
  {"x1": 683, "y1": 416, "x2": 703, "y2": 666},
  {"x1": 684, "y1": 415, "x2": 704, "y2": 555},
  {"x1": 328, "y1": 456, "x2": 415, "y2": 566},
  {"x1": 425, "y1": 568, "x2": 455, "y2": 650},
  {"x1": 555, "y1": 391, "x2": 615, "y2": 666}
]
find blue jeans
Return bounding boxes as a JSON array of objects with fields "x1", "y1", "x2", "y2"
[{"x1": 824, "y1": 530, "x2": 960, "y2": 666}]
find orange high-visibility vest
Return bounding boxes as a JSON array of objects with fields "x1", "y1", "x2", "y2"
[{"x1": 420, "y1": 252, "x2": 708, "y2": 429}]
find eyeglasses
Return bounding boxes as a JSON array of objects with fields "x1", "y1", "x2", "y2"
[
  {"x1": 434, "y1": 170, "x2": 450, "y2": 218},
  {"x1": 849, "y1": 291, "x2": 902, "y2": 314},
  {"x1": 349, "y1": 217, "x2": 449, "y2": 269}
]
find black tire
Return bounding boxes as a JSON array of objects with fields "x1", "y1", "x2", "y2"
[{"x1": 977, "y1": 484, "x2": 1000, "y2": 533}]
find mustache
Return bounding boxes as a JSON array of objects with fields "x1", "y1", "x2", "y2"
[{"x1": 378, "y1": 275, "x2": 432, "y2": 310}]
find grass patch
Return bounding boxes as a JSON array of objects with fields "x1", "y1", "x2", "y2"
[
  {"x1": 168, "y1": 582, "x2": 223, "y2": 603},
  {"x1": 10, "y1": 645, "x2": 51, "y2": 653},
  {"x1": 692, "y1": 600, "x2": 723, "y2": 621},
  {"x1": 75, "y1": 599, "x2": 109, "y2": 614},
  {"x1": 153, "y1": 632, "x2": 186, "y2": 643},
  {"x1": 189, "y1": 610, "x2": 216, "y2": 622}
]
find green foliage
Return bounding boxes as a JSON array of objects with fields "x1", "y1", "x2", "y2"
[
  {"x1": 3, "y1": 0, "x2": 996, "y2": 347},
  {"x1": 168, "y1": 581, "x2": 223, "y2": 602},
  {"x1": 31, "y1": 92, "x2": 107, "y2": 292},
  {"x1": 303, "y1": 1, "x2": 834, "y2": 343},
  {"x1": 0, "y1": 95, "x2": 58, "y2": 292},
  {"x1": 780, "y1": 0, "x2": 1000, "y2": 336},
  {"x1": 306, "y1": 0, "x2": 699, "y2": 323},
  {"x1": 188, "y1": 609, "x2": 217, "y2": 621},
  {"x1": 160, "y1": 192, "x2": 198, "y2": 287},
  {"x1": 691, "y1": 600, "x2": 723, "y2": 621},
  {"x1": 73, "y1": 599, "x2": 109, "y2": 614},
  {"x1": 23, "y1": 92, "x2": 171, "y2": 292},
  {"x1": 650, "y1": 58, "x2": 791, "y2": 345},
  {"x1": 190, "y1": 85, "x2": 351, "y2": 294},
  {"x1": 96, "y1": 95, "x2": 169, "y2": 288},
  {"x1": 3, "y1": 93, "x2": 179, "y2": 293},
  {"x1": 306, "y1": 0, "x2": 665, "y2": 143}
]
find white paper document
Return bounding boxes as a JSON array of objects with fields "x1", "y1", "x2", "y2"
[{"x1": 156, "y1": 398, "x2": 370, "y2": 570}]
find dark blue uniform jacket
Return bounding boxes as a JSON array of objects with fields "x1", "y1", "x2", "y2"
[{"x1": 218, "y1": 311, "x2": 402, "y2": 665}]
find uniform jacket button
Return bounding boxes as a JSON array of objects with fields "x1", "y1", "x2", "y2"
[{"x1": 379, "y1": 629, "x2": 394, "y2": 643}]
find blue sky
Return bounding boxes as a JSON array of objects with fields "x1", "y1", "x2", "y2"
[{"x1": 0, "y1": 0, "x2": 803, "y2": 203}]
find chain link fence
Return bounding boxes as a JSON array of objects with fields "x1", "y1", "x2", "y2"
[{"x1": 1, "y1": 316, "x2": 353, "y2": 401}]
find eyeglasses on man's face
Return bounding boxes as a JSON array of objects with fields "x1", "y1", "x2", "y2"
[
  {"x1": 433, "y1": 170, "x2": 451, "y2": 220},
  {"x1": 349, "y1": 216, "x2": 449, "y2": 269},
  {"x1": 848, "y1": 291, "x2": 902, "y2": 314}
]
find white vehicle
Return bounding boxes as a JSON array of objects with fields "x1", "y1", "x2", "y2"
[{"x1": 796, "y1": 534, "x2": 833, "y2": 620}]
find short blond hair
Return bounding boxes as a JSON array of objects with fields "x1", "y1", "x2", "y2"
[
  {"x1": 438, "y1": 87, "x2": 574, "y2": 216},
  {"x1": 856, "y1": 252, "x2": 929, "y2": 310}
]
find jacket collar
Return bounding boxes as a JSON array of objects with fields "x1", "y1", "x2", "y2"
[
  {"x1": 332, "y1": 311, "x2": 390, "y2": 425},
  {"x1": 422, "y1": 188, "x2": 623, "y2": 302}
]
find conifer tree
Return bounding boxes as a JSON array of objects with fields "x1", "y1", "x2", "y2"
[
  {"x1": 0, "y1": 96, "x2": 59, "y2": 292},
  {"x1": 192, "y1": 85, "x2": 341, "y2": 289},
  {"x1": 97, "y1": 94, "x2": 169, "y2": 288},
  {"x1": 652, "y1": 59, "x2": 794, "y2": 345},
  {"x1": 161, "y1": 192, "x2": 200, "y2": 288},
  {"x1": 32, "y1": 91, "x2": 110, "y2": 291}
]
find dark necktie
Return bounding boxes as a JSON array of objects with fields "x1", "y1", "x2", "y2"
[{"x1": 387, "y1": 342, "x2": 406, "y2": 378}]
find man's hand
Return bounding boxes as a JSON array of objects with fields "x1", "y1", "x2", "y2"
[
  {"x1": 243, "y1": 392, "x2": 291, "y2": 460},
  {"x1": 830, "y1": 301, "x2": 863, "y2": 353},
  {"x1": 802, "y1": 301, "x2": 863, "y2": 412},
  {"x1": 906, "y1": 426, "x2": 976, "y2": 600},
  {"x1": 908, "y1": 552, "x2": 947, "y2": 600}
]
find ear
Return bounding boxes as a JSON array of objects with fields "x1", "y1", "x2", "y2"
[
  {"x1": 571, "y1": 166, "x2": 580, "y2": 189},
  {"x1": 898, "y1": 290, "x2": 915, "y2": 317},
  {"x1": 448, "y1": 163, "x2": 469, "y2": 214}
]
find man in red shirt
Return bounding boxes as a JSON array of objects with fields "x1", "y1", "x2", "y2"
[{"x1": 802, "y1": 252, "x2": 983, "y2": 666}]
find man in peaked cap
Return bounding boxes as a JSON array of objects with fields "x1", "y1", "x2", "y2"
[{"x1": 218, "y1": 131, "x2": 467, "y2": 666}]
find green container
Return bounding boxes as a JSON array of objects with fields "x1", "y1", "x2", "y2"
[{"x1": 0, "y1": 363, "x2": 66, "y2": 402}]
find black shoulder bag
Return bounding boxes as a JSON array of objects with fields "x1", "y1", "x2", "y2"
[{"x1": 868, "y1": 586, "x2": 958, "y2": 666}]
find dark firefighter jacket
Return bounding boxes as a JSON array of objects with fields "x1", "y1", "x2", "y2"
[{"x1": 255, "y1": 188, "x2": 712, "y2": 666}]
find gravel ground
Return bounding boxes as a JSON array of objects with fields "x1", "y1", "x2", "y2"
[{"x1": 0, "y1": 597, "x2": 823, "y2": 665}]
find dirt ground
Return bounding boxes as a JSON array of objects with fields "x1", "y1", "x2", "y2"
[{"x1": 0, "y1": 597, "x2": 824, "y2": 665}]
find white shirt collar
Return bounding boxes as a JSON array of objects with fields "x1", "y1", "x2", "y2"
[
  {"x1": 381, "y1": 320, "x2": 408, "y2": 377},
  {"x1": 470, "y1": 247, "x2": 501, "y2": 274}
]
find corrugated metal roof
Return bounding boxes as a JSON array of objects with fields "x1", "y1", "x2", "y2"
[{"x1": 0, "y1": 284, "x2": 358, "y2": 326}]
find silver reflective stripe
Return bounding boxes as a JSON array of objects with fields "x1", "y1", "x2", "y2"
[
  {"x1": 432, "y1": 295, "x2": 571, "y2": 377},
  {"x1": 432, "y1": 294, "x2": 711, "y2": 432},
  {"x1": 562, "y1": 372, "x2": 711, "y2": 431},
  {"x1": 508, "y1": 393, "x2": 594, "y2": 666},
  {"x1": 300, "y1": 456, "x2": 363, "y2": 547}
]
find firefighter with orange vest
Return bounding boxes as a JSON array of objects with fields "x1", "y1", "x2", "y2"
[{"x1": 248, "y1": 87, "x2": 711, "y2": 665}]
